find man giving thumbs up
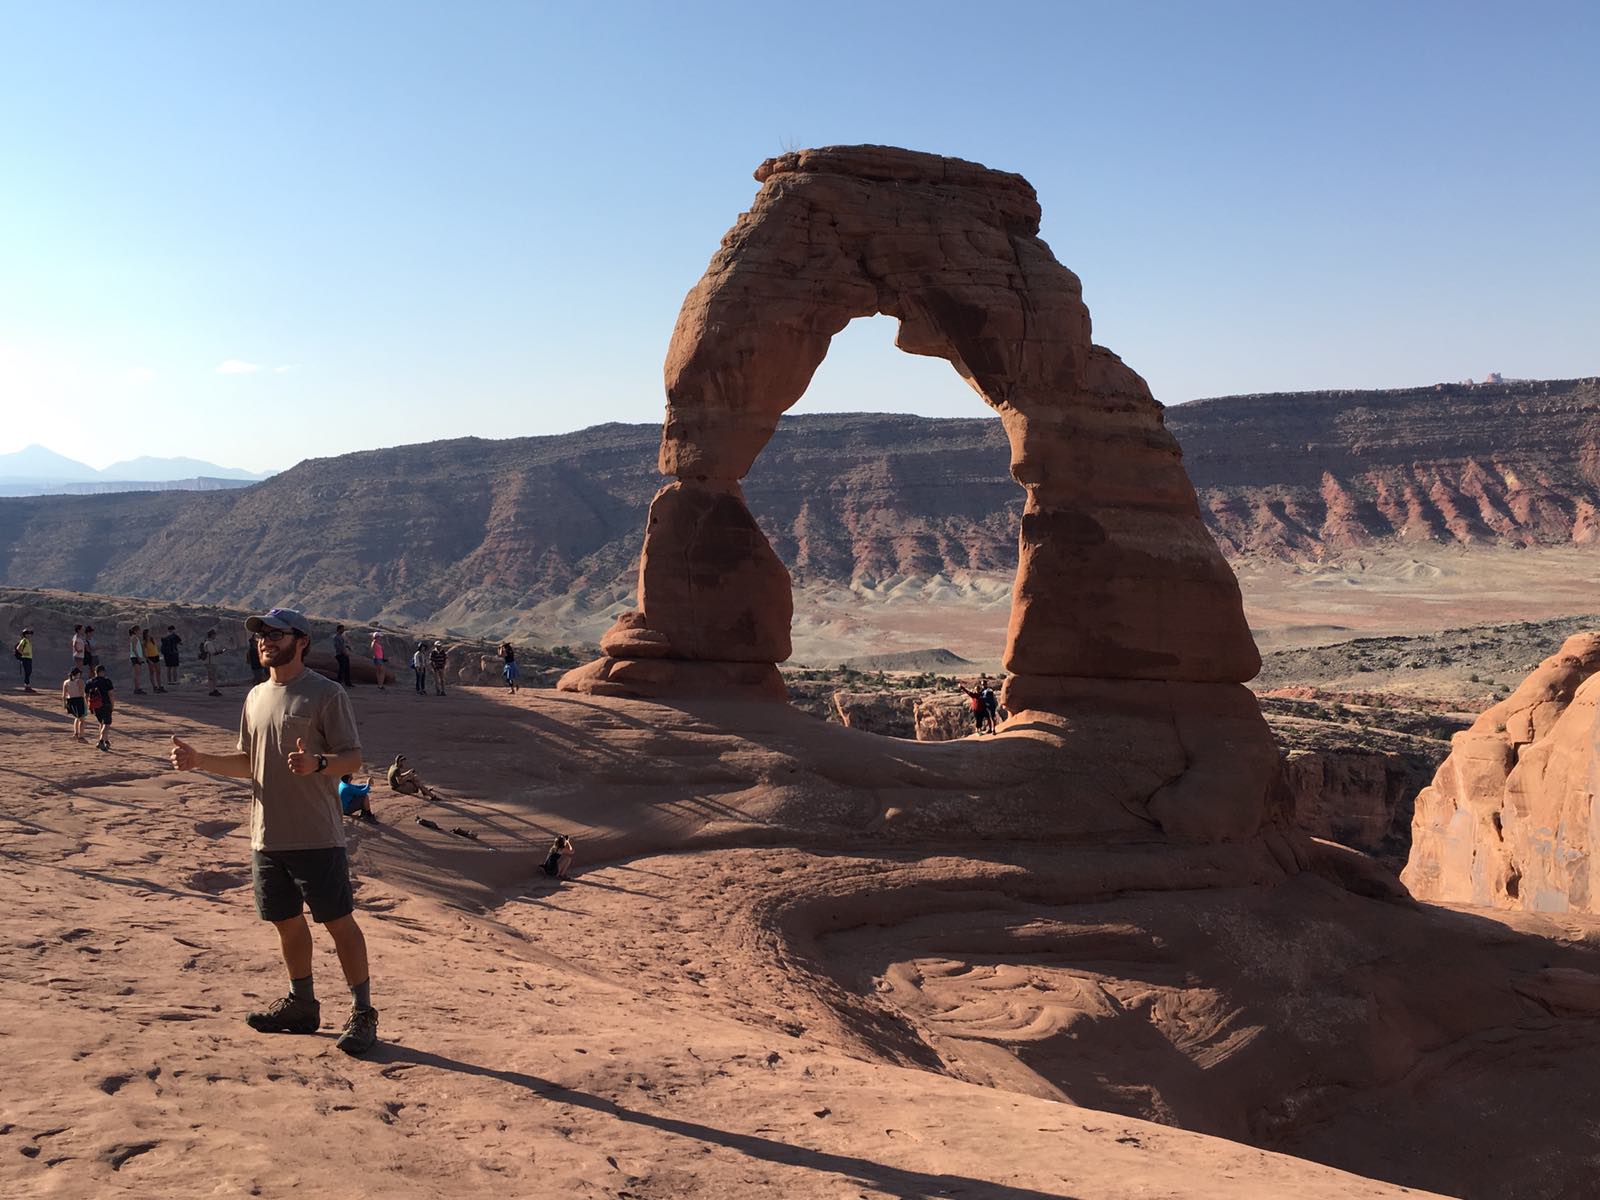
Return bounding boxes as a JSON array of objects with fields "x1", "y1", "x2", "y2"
[{"x1": 169, "y1": 606, "x2": 379, "y2": 1056}]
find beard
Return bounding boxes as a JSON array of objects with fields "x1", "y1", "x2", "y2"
[{"x1": 259, "y1": 639, "x2": 302, "y2": 668}]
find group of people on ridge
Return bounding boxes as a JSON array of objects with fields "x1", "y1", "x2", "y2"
[
  {"x1": 331, "y1": 623, "x2": 452, "y2": 696},
  {"x1": 19, "y1": 621, "x2": 218, "y2": 750},
  {"x1": 958, "y1": 675, "x2": 1004, "y2": 735}
]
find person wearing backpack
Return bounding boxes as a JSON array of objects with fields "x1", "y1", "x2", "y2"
[
  {"x1": 84, "y1": 665, "x2": 115, "y2": 751},
  {"x1": 14, "y1": 627, "x2": 34, "y2": 693}
]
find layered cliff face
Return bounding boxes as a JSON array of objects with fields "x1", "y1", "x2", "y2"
[
  {"x1": 1172, "y1": 376, "x2": 1600, "y2": 556},
  {"x1": 1, "y1": 378, "x2": 1597, "y2": 637}
]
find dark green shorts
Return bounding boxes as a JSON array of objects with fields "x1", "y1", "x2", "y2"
[{"x1": 251, "y1": 847, "x2": 354, "y2": 924}]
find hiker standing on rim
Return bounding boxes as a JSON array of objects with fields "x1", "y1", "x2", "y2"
[
  {"x1": 428, "y1": 641, "x2": 448, "y2": 696},
  {"x1": 128, "y1": 625, "x2": 147, "y2": 694},
  {"x1": 168, "y1": 606, "x2": 379, "y2": 1056},
  {"x1": 333, "y1": 624, "x2": 352, "y2": 689},
  {"x1": 200, "y1": 628, "x2": 222, "y2": 696},
  {"x1": 14, "y1": 626, "x2": 35, "y2": 692},
  {"x1": 160, "y1": 625, "x2": 183, "y2": 686}
]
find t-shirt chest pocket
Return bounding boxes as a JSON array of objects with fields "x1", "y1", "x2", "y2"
[{"x1": 278, "y1": 713, "x2": 317, "y2": 754}]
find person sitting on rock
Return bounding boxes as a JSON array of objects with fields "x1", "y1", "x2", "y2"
[
  {"x1": 539, "y1": 835, "x2": 575, "y2": 881},
  {"x1": 386, "y1": 754, "x2": 440, "y2": 802},
  {"x1": 338, "y1": 773, "x2": 378, "y2": 824}
]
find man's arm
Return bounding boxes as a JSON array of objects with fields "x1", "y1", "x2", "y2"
[
  {"x1": 170, "y1": 736, "x2": 251, "y2": 778},
  {"x1": 285, "y1": 740, "x2": 363, "y2": 779}
]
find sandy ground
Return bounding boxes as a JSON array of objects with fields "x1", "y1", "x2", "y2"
[{"x1": 0, "y1": 677, "x2": 1475, "y2": 1200}]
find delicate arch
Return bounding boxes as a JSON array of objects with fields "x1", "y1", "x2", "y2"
[
  {"x1": 560, "y1": 146, "x2": 1276, "y2": 843},
  {"x1": 617, "y1": 145, "x2": 1257, "y2": 686}
]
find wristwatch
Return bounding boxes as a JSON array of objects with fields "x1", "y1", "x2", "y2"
[{"x1": 314, "y1": 753, "x2": 328, "y2": 773}]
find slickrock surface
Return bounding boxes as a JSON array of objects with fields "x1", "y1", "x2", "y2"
[
  {"x1": 7, "y1": 682, "x2": 1600, "y2": 1198},
  {"x1": 1405, "y1": 632, "x2": 1600, "y2": 911}
]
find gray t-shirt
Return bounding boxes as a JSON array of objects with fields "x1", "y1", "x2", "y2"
[{"x1": 237, "y1": 669, "x2": 361, "y2": 852}]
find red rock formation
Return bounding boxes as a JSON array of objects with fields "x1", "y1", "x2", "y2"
[
  {"x1": 1280, "y1": 748, "x2": 1416, "y2": 865},
  {"x1": 561, "y1": 144, "x2": 1275, "y2": 842},
  {"x1": 1403, "y1": 631, "x2": 1600, "y2": 910}
]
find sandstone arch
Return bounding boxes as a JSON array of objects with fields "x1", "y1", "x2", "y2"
[{"x1": 562, "y1": 145, "x2": 1277, "y2": 841}]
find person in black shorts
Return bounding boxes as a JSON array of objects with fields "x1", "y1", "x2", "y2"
[
  {"x1": 160, "y1": 625, "x2": 182, "y2": 686},
  {"x1": 168, "y1": 606, "x2": 379, "y2": 1057},
  {"x1": 84, "y1": 665, "x2": 115, "y2": 751}
]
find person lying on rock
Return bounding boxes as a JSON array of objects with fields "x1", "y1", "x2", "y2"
[
  {"x1": 339, "y1": 772, "x2": 378, "y2": 824},
  {"x1": 386, "y1": 753, "x2": 440, "y2": 801}
]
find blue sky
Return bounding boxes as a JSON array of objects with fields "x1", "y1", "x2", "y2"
[{"x1": 2, "y1": 1, "x2": 1595, "y2": 472}]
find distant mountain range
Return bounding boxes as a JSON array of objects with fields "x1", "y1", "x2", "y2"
[
  {"x1": 0, "y1": 445, "x2": 275, "y2": 496},
  {"x1": 0, "y1": 377, "x2": 1595, "y2": 641}
]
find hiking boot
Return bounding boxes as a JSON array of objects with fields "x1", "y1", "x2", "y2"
[
  {"x1": 208, "y1": 689, "x2": 222, "y2": 697},
  {"x1": 359, "y1": 809, "x2": 378, "y2": 825},
  {"x1": 246, "y1": 993, "x2": 321, "y2": 1034},
  {"x1": 335, "y1": 1005, "x2": 379, "y2": 1056}
]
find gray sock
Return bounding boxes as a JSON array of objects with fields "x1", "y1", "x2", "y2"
[
  {"x1": 351, "y1": 979, "x2": 371, "y2": 1010},
  {"x1": 290, "y1": 974, "x2": 315, "y2": 1002}
]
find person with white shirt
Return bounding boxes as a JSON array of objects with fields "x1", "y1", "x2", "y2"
[
  {"x1": 201, "y1": 628, "x2": 222, "y2": 696},
  {"x1": 129, "y1": 626, "x2": 147, "y2": 694}
]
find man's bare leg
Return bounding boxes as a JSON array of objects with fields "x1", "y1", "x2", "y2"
[
  {"x1": 323, "y1": 913, "x2": 370, "y2": 990},
  {"x1": 273, "y1": 914, "x2": 314, "y2": 978}
]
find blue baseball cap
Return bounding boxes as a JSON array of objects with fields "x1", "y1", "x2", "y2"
[{"x1": 245, "y1": 607, "x2": 311, "y2": 637}]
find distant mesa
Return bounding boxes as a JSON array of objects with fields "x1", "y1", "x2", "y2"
[
  {"x1": 830, "y1": 647, "x2": 973, "y2": 672},
  {"x1": 0, "y1": 444, "x2": 274, "y2": 496}
]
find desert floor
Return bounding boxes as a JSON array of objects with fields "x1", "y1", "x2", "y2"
[
  {"x1": 0, "y1": 677, "x2": 1481, "y2": 1200},
  {"x1": 784, "y1": 545, "x2": 1600, "y2": 669}
]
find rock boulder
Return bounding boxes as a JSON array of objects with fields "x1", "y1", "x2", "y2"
[{"x1": 1403, "y1": 631, "x2": 1600, "y2": 910}]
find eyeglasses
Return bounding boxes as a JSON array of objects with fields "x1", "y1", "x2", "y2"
[{"x1": 254, "y1": 629, "x2": 299, "y2": 642}]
